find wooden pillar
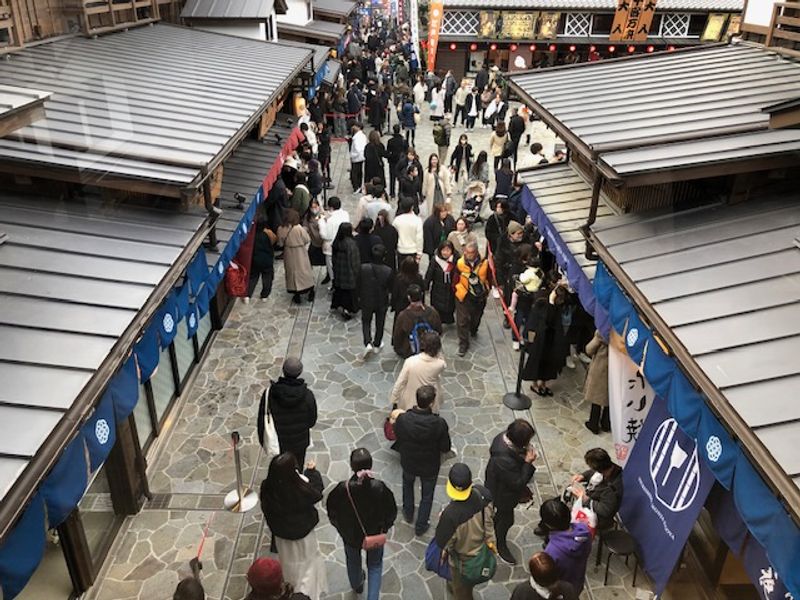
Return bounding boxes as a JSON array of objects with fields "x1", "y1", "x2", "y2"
[
  {"x1": 106, "y1": 417, "x2": 147, "y2": 516},
  {"x1": 58, "y1": 511, "x2": 95, "y2": 594}
]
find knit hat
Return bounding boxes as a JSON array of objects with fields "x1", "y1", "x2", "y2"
[
  {"x1": 507, "y1": 221, "x2": 524, "y2": 235},
  {"x1": 246, "y1": 558, "x2": 282, "y2": 595},
  {"x1": 282, "y1": 357, "x2": 303, "y2": 378}
]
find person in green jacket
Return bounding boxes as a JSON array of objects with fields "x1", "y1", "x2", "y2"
[{"x1": 289, "y1": 172, "x2": 311, "y2": 217}]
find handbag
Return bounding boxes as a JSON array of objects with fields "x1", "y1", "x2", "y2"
[
  {"x1": 453, "y1": 505, "x2": 496, "y2": 585},
  {"x1": 346, "y1": 482, "x2": 387, "y2": 550},
  {"x1": 260, "y1": 389, "x2": 280, "y2": 457},
  {"x1": 424, "y1": 538, "x2": 452, "y2": 580},
  {"x1": 225, "y1": 260, "x2": 248, "y2": 297},
  {"x1": 383, "y1": 417, "x2": 396, "y2": 441}
]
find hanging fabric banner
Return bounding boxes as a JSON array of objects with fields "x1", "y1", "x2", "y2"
[
  {"x1": 409, "y1": 0, "x2": 421, "y2": 71},
  {"x1": 156, "y1": 290, "x2": 179, "y2": 348},
  {"x1": 0, "y1": 494, "x2": 46, "y2": 600},
  {"x1": 110, "y1": 355, "x2": 140, "y2": 422},
  {"x1": 186, "y1": 248, "x2": 208, "y2": 295},
  {"x1": 620, "y1": 395, "x2": 715, "y2": 596},
  {"x1": 39, "y1": 437, "x2": 88, "y2": 529},
  {"x1": 81, "y1": 390, "x2": 117, "y2": 473},
  {"x1": 134, "y1": 324, "x2": 159, "y2": 383},
  {"x1": 426, "y1": 0, "x2": 443, "y2": 73},
  {"x1": 608, "y1": 330, "x2": 656, "y2": 466}
]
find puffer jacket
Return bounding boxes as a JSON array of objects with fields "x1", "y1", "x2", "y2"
[
  {"x1": 484, "y1": 432, "x2": 535, "y2": 510},
  {"x1": 544, "y1": 522, "x2": 593, "y2": 593},
  {"x1": 327, "y1": 475, "x2": 397, "y2": 548},
  {"x1": 393, "y1": 407, "x2": 451, "y2": 478},
  {"x1": 454, "y1": 255, "x2": 490, "y2": 302},
  {"x1": 262, "y1": 377, "x2": 317, "y2": 455},
  {"x1": 260, "y1": 467, "x2": 323, "y2": 540}
]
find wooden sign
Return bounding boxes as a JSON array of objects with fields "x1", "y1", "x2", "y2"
[
  {"x1": 702, "y1": 13, "x2": 729, "y2": 41},
  {"x1": 501, "y1": 11, "x2": 537, "y2": 39},
  {"x1": 537, "y1": 12, "x2": 560, "y2": 39},
  {"x1": 478, "y1": 11, "x2": 500, "y2": 38},
  {"x1": 725, "y1": 14, "x2": 741, "y2": 37},
  {"x1": 610, "y1": 0, "x2": 658, "y2": 42}
]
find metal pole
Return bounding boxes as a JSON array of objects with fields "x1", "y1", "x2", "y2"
[{"x1": 223, "y1": 431, "x2": 259, "y2": 512}]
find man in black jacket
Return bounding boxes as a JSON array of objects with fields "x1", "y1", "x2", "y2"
[
  {"x1": 359, "y1": 244, "x2": 393, "y2": 357},
  {"x1": 394, "y1": 385, "x2": 451, "y2": 535},
  {"x1": 327, "y1": 448, "x2": 397, "y2": 598},
  {"x1": 386, "y1": 125, "x2": 408, "y2": 199},
  {"x1": 258, "y1": 358, "x2": 318, "y2": 465},
  {"x1": 485, "y1": 419, "x2": 537, "y2": 564},
  {"x1": 508, "y1": 108, "x2": 526, "y2": 168},
  {"x1": 570, "y1": 447, "x2": 623, "y2": 531}
]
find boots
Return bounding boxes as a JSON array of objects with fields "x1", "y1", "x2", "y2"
[
  {"x1": 600, "y1": 406, "x2": 611, "y2": 432},
  {"x1": 585, "y1": 404, "x2": 601, "y2": 434}
]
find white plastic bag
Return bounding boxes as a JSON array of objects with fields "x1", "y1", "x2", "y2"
[
  {"x1": 259, "y1": 389, "x2": 280, "y2": 457},
  {"x1": 571, "y1": 496, "x2": 598, "y2": 537}
]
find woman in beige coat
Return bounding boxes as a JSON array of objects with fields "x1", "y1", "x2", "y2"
[
  {"x1": 390, "y1": 331, "x2": 446, "y2": 413},
  {"x1": 421, "y1": 153, "x2": 452, "y2": 219},
  {"x1": 278, "y1": 208, "x2": 316, "y2": 304},
  {"x1": 584, "y1": 330, "x2": 610, "y2": 434}
]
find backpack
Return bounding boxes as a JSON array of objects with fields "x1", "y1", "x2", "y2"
[
  {"x1": 433, "y1": 123, "x2": 446, "y2": 146},
  {"x1": 465, "y1": 263, "x2": 487, "y2": 301},
  {"x1": 501, "y1": 138, "x2": 514, "y2": 158},
  {"x1": 453, "y1": 498, "x2": 497, "y2": 585},
  {"x1": 409, "y1": 314, "x2": 434, "y2": 354}
]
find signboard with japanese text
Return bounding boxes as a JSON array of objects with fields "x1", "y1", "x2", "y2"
[
  {"x1": 409, "y1": 0, "x2": 420, "y2": 71},
  {"x1": 501, "y1": 11, "x2": 538, "y2": 39},
  {"x1": 608, "y1": 330, "x2": 656, "y2": 466},
  {"x1": 610, "y1": 0, "x2": 658, "y2": 42},
  {"x1": 537, "y1": 12, "x2": 560, "y2": 39},
  {"x1": 478, "y1": 11, "x2": 501, "y2": 38},
  {"x1": 620, "y1": 394, "x2": 715, "y2": 595},
  {"x1": 427, "y1": 0, "x2": 444, "y2": 72},
  {"x1": 726, "y1": 14, "x2": 742, "y2": 36},
  {"x1": 702, "y1": 13, "x2": 729, "y2": 41}
]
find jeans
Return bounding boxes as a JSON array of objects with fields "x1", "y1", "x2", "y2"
[
  {"x1": 454, "y1": 104, "x2": 466, "y2": 125},
  {"x1": 344, "y1": 544, "x2": 384, "y2": 600},
  {"x1": 465, "y1": 115, "x2": 476, "y2": 129},
  {"x1": 493, "y1": 155, "x2": 502, "y2": 171},
  {"x1": 389, "y1": 169, "x2": 398, "y2": 197},
  {"x1": 247, "y1": 266, "x2": 274, "y2": 298},
  {"x1": 362, "y1": 306, "x2": 388, "y2": 346},
  {"x1": 402, "y1": 471, "x2": 436, "y2": 534}
]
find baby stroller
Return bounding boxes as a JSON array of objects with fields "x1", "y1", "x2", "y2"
[{"x1": 461, "y1": 180, "x2": 486, "y2": 226}]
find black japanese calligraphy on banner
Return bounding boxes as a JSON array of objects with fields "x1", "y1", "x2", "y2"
[{"x1": 610, "y1": 0, "x2": 658, "y2": 42}]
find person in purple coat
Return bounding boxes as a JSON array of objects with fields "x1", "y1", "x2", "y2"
[{"x1": 539, "y1": 499, "x2": 592, "y2": 593}]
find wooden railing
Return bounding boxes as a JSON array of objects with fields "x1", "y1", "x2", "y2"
[
  {"x1": 62, "y1": 0, "x2": 184, "y2": 37},
  {"x1": 0, "y1": 0, "x2": 24, "y2": 53},
  {"x1": 765, "y1": 1, "x2": 800, "y2": 48}
]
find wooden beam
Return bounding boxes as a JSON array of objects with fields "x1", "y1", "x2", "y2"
[
  {"x1": 769, "y1": 107, "x2": 800, "y2": 129},
  {"x1": 0, "y1": 105, "x2": 45, "y2": 138}
]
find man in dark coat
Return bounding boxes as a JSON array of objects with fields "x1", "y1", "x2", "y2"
[
  {"x1": 485, "y1": 419, "x2": 537, "y2": 565},
  {"x1": 247, "y1": 220, "x2": 276, "y2": 300},
  {"x1": 394, "y1": 385, "x2": 452, "y2": 535},
  {"x1": 391, "y1": 285, "x2": 443, "y2": 358},
  {"x1": 475, "y1": 64, "x2": 489, "y2": 93},
  {"x1": 386, "y1": 124, "x2": 408, "y2": 198},
  {"x1": 327, "y1": 448, "x2": 397, "y2": 597},
  {"x1": 258, "y1": 358, "x2": 318, "y2": 465},
  {"x1": 508, "y1": 108, "x2": 526, "y2": 168},
  {"x1": 347, "y1": 81, "x2": 365, "y2": 119},
  {"x1": 359, "y1": 244, "x2": 393, "y2": 356}
]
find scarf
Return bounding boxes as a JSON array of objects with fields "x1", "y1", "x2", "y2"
[
  {"x1": 530, "y1": 578, "x2": 554, "y2": 598},
  {"x1": 435, "y1": 254, "x2": 454, "y2": 284}
]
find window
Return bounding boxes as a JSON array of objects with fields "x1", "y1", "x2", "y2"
[
  {"x1": 132, "y1": 383, "x2": 153, "y2": 450},
  {"x1": 150, "y1": 345, "x2": 176, "y2": 423},
  {"x1": 660, "y1": 13, "x2": 691, "y2": 37},
  {"x1": 590, "y1": 13, "x2": 615, "y2": 35},
  {"x1": 441, "y1": 10, "x2": 479, "y2": 35},
  {"x1": 173, "y1": 318, "x2": 196, "y2": 385},
  {"x1": 564, "y1": 13, "x2": 591, "y2": 36},
  {"x1": 688, "y1": 14, "x2": 707, "y2": 37},
  {"x1": 197, "y1": 311, "x2": 213, "y2": 353}
]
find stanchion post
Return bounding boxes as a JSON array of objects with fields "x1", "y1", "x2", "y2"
[{"x1": 223, "y1": 431, "x2": 259, "y2": 512}]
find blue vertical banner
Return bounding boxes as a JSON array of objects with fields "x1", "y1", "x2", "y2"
[{"x1": 619, "y1": 395, "x2": 715, "y2": 595}]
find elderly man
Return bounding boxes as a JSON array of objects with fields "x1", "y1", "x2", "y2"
[{"x1": 454, "y1": 241, "x2": 490, "y2": 357}]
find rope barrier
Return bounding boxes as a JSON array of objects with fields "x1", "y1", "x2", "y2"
[{"x1": 486, "y1": 244, "x2": 522, "y2": 342}]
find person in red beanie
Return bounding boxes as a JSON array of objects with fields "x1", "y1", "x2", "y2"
[{"x1": 246, "y1": 557, "x2": 311, "y2": 600}]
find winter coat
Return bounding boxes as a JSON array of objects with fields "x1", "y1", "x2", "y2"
[
  {"x1": 489, "y1": 131, "x2": 509, "y2": 158},
  {"x1": 430, "y1": 88, "x2": 445, "y2": 118},
  {"x1": 434, "y1": 485, "x2": 495, "y2": 560},
  {"x1": 510, "y1": 581, "x2": 578, "y2": 600},
  {"x1": 391, "y1": 304, "x2": 443, "y2": 358},
  {"x1": 350, "y1": 130, "x2": 368, "y2": 163},
  {"x1": 400, "y1": 101, "x2": 417, "y2": 129},
  {"x1": 252, "y1": 227, "x2": 275, "y2": 273},
  {"x1": 475, "y1": 68, "x2": 489, "y2": 91},
  {"x1": 583, "y1": 331, "x2": 609, "y2": 407},
  {"x1": 264, "y1": 376, "x2": 318, "y2": 456},
  {"x1": 278, "y1": 225, "x2": 315, "y2": 292},
  {"x1": 425, "y1": 252, "x2": 457, "y2": 324},
  {"x1": 260, "y1": 467, "x2": 323, "y2": 540},
  {"x1": 359, "y1": 261, "x2": 393, "y2": 311},
  {"x1": 320, "y1": 208, "x2": 351, "y2": 256},
  {"x1": 386, "y1": 134, "x2": 408, "y2": 170},
  {"x1": 390, "y1": 352, "x2": 447, "y2": 412},
  {"x1": 521, "y1": 300, "x2": 566, "y2": 382},
  {"x1": 393, "y1": 407, "x2": 451, "y2": 477},
  {"x1": 374, "y1": 222, "x2": 399, "y2": 271},
  {"x1": 485, "y1": 212, "x2": 510, "y2": 253},
  {"x1": 582, "y1": 466, "x2": 623, "y2": 530},
  {"x1": 495, "y1": 169, "x2": 514, "y2": 198},
  {"x1": 327, "y1": 475, "x2": 397, "y2": 548},
  {"x1": 421, "y1": 167, "x2": 452, "y2": 216},
  {"x1": 485, "y1": 432, "x2": 536, "y2": 510},
  {"x1": 544, "y1": 522, "x2": 593, "y2": 594},
  {"x1": 364, "y1": 141, "x2": 386, "y2": 185},
  {"x1": 450, "y1": 143, "x2": 473, "y2": 174},
  {"x1": 355, "y1": 232, "x2": 382, "y2": 264},
  {"x1": 454, "y1": 255, "x2": 490, "y2": 303},
  {"x1": 332, "y1": 236, "x2": 361, "y2": 290},
  {"x1": 347, "y1": 86, "x2": 363, "y2": 115},
  {"x1": 391, "y1": 273, "x2": 425, "y2": 313},
  {"x1": 469, "y1": 161, "x2": 489, "y2": 187},
  {"x1": 446, "y1": 230, "x2": 478, "y2": 257},
  {"x1": 508, "y1": 114, "x2": 526, "y2": 141},
  {"x1": 422, "y1": 214, "x2": 456, "y2": 256},
  {"x1": 289, "y1": 184, "x2": 311, "y2": 216}
]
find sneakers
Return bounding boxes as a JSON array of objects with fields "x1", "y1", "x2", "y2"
[
  {"x1": 566, "y1": 355, "x2": 576, "y2": 369},
  {"x1": 497, "y1": 545, "x2": 517, "y2": 565},
  {"x1": 578, "y1": 352, "x2": 592, "y2": 365},
  {"x1": 363, "y1": 343, "x2": 373, "y2": 358},
  {"x1": 243, "y1": 297, "x2": 250, "y2": 304},
  {"x1": 512, "y1": 341, "x2": 520, "y2": 351},
  {"x1": 373, "y1": 342, "x2": 384, "y2": 353}
]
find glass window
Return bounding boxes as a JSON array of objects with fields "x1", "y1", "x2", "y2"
[
  {"x1": 132, "y1": 383, "x2": 153, "y2": 450},
  {"x1": 151, "y1": 345, "x2": 176, "y2": 423},
  {"x1": 78, "y1": 466, "x2": 117, "y2": 561},
  {"x1": 174, "y1": 318, "x2": 196, "y2": 384},
  {"x1": 590, "y1": 13, "x2": 614, "y2": 35},
  {"x1": 688, "y1": 14, "x2": 707, "y2": 37},
  {"x1": 197, "y1": 311, "x2": 213, "y2": 354}
]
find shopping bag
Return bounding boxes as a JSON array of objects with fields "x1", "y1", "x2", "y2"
[
  {"x1": 424, "y1": 538, "x2": 452, "y2": 580},
  {"x1": 225, "y1": 261, "x2": 248, "y2": 297},
  {"x1": 571, "y1": 496, "x2": 598, "y2": 537},
  {"x1": 258, "y1": 389, "x2": 280, "y2": 457}
]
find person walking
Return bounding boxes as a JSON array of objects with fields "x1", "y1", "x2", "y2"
[
  {"x1": 447, "y1": 217, "x2": 478, "y2": 257},
  {"x1": 399, "y1": 96, "x2": 418, "y2": 146},
  {"x1": 277, "y1": 209, "x2": 316, "y2": 304},
  {"x1": 475, "y1": 64, "x2": 489, "y2": 93},
  {"x1": 359, "y1": 244, "x2": 393, "y2": 356},
  {"x1": 394, "y1": 384, "x2": 452, "y2": 535},
  {"x1": 395, "y1": 148, "x2": 423, "y2": 208},
  {"x1": 434, "y1": 463, "x2": 496, "y2": 600},
  {"x1": 373, "y1": 209, "x2": 398, "y2": 272},
  {"x1": 464, "y1": 87, "x2": 479, "y2": 131},
  {"x1": 390, "y1": 331, "x2": 447, "y2": 411},
  {"x1": 364, "y1": 129, "x2": 386, "y2": 187},
  {"x1": 350, "y1": 122, "x2": 368, "y2": 193},
  {"x1": 259, "y1": 357, "x2": 318, "y2": 465},
  {"x1": 391, "y1": 285, "x2": 443, "y2": 358},
  {"x1": 319, "y1": 196, "x2": 350, "y2": 286},
  {"x1": 430, "y1": 84, "x2": 445, "y2": 121},
  {"x1": 386, "y1": 124, "x2": 408, "y2": 198},
  {"x1": 259, "y1": 453, "x2": 327, "y2": 599},
  {"x1": 443, "y1": 70, "x2": 457, "y2": 114},
  {"x1": 391, "y1": 257, "x2": 425, "y2": 315},
  {"x1": 489, "y1": 121, "x2": 509, "y2": 172},
  {"x1": 469, "y1": 150, "x2": 489, "y2": 189},
  {"x1": 538, "y1": 499, "x2": 592, "y2": 594},
  {"x1": 453, "y1": 80, "x2": 469, "y2": 126},
  {"x1": 245, "y1": 557, "x2": 312, "y2": 599},
  {"x1": 510, "y1": 552, "x2": 579, "y2": 600},
  {"x1": 508, "y1": 108, "x2": 526, "y2": 168},
  {"x1": 331, "y1": 222, "x2": 361, "y2": 319},
  {"x1": 450, "y1": 134, "x2": 473, "y2": 186},
  {"x1": 394, "y1": 198, "x2": 424, "y2": 263},
  {"x1": 432, "y1": 113, "x2": 452, "y2": 165},
  {"x1": 583, "y1": 331, "x2": 611, "y2": 434},
  {"x1": 494, "y1": 158, "x2": 514, "y2": 200},
  {"x1": 422, "y1": 203, "x2": 456, "y2": 258},
  {"x1": 425, "y1": 241, "x2": 458, "y2": 324},
  {"x1": 421, "y1": 154, "x2": 452, "y2": 218},
  {"x1": 355, "y1": 217, "x2": 382, "y2": 264},
  {"x1": 326, "y1": 448, "x2": 397, "y2": 600},
  {"x1": 247, "y1": 218, "x2": 276, "y2": 301},
  {"x1": 484, "y1": 419, "x2": 537, "y2": 565},
  {"x1": 485, "y1": 199, "x2": 510, "y2": 255},
  {"x1": 454, "y1": 241, "x2": 490, "y2": 357}
]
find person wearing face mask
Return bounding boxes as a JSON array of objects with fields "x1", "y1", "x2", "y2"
[
  {"x1": 449, "y1": 134, "x2": 473, "y2": 187},
  {"x1": 566, "y1": 448, "x2": 623, "y2": 532}
]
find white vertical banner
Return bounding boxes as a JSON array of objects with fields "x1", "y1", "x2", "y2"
[
  {"x1": 409, "y1": 0, "x2": 421, "y2": 70},
  {"x1": 608, "y1": 331, "x2": 656, "y2": 467}
]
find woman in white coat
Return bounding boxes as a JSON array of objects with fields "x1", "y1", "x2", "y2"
[
  {"x1": 421, "y1": 153, "x2": 452, "y2": 218},
  {"x1": 390, "y1": 331, "x2": 446, "y2": 413},
  {"x1": 429, "y1": 84, "x2": 446, "y2": 122}
]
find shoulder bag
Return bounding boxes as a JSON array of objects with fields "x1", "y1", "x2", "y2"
[
  {"x1": 454, "y1": 504, "x2": 497, "y2": 585},
  {"x1": 260, "y1": 387, "x2": 280, "y2": 457},
  {"x1": 346, "y1": 482, "x2": 388, "y2": 550}
]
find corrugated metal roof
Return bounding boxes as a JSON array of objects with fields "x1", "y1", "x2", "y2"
[
  {"x1": 323, "y1": 58, "x2": 343, "y2": 85},
  {"x1": 509, "y1": 43, "x2": 800, "y2": 179},
  {"x1": 0, "y1": 85, "x2": 51, "y2": 119},
  {"x1": 0, "y1": 193, "x2": 207, "y2": 501},
  {"x1": 313, "y1": 0, "x2": 357, "y2": 17},
  {"x1": 444, "y1": 0, "x2": 743, "y2": 9},
  {"x1": 182, "y1": 0, "x2": 274, "y2": 19},
  {"x1": 590, "y1": 195, "x2": 800, "y2": 493},
  {"x1": 269, "y1": 39, "x2": 333, "y2": 75},
  {"x1": 0, "y1": 24, "x2": 312, "y2": 189},
  {"x1": 277, "y1": 18, "x2": 346, "y2": 41}
]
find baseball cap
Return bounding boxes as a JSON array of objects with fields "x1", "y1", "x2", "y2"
[
  {"x1": 246, "y1": 558, "x2": 282, "y2": 595},
  {"x1": 446, "y1": 463, "x2": 473, "y2": 501}
]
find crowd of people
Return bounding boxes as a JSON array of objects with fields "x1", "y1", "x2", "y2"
[{"x1": 175, "y1": 10, "x2": 623, "y2": 600}]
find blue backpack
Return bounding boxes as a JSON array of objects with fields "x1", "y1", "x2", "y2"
[{"x1": 409, "y1": 317, "x2": 434, "y2": 355}]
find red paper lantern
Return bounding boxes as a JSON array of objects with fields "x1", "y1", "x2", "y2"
[
  {"x1": 608, "y1": 45, "x2": 616, "y2": 53},
  {"x1": 667, "y1": 45, "x2": 676, "y2": 51},
  {"x1": 490, "y1": 43, "x2": 498, "y2": 51},
  {"x1": 569, "y1": 45, "x2": 576, "y2": 52},
  {"x1": 470, "y1": 43, "x2": 478, "y2": 51},
  {"x1": 449, "y1": 43, "x2": 457, "y2": 50},
  {"x1": 627, "y1": 45, "x2": 636, "y2": 53},
  {"x1": 529, "y1": 44, "x2": 537, "y2": 51},
  {"x1": 589, "y1": 45, "x2": 597, "y2": 52},
  {"x1": 548, "y1": 44, "x2": 556, "y2": 52},
  {"x1": 510, "y1": 43, "x2": 518, "y2": 51},
  {"x1": 646, "y1": 45, "x2": 654, "y2": 53}
]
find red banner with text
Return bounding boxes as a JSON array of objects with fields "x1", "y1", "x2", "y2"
[{"x1": 427, "y1": 0, "x2": 444, "y2": 72}]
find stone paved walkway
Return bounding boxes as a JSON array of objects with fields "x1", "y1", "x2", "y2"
[{"x1": 87, "y1": 104, "x2": 655, "y2": 600}]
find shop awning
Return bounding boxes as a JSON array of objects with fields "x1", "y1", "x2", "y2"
[
  {"x1": 0, "y1": 24, "x2": 312, "y2": 194},
  {"x1": 517, "y1": 164, "x2": 615, "y2": 334},
  {"x1": 181, "y1": 0, "x2": 278, "y2": 19},
  {"x1": 588, "y1": 195, "x2": 800, "y2": 598},
  {"x1": 277, "y1": 18, "x2": 346, "y2": 43},
  {"x1": 313, "y1": 0, "x2": 357, "y2": 19},
  {"x1": 508, "y1": 43, "x2": 800, "y2": 185}
]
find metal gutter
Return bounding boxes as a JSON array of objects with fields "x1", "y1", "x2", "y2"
[
  {"x1": 584, "y1": 226, "x2": 800, "y2": 527},
  {"x1": 0, "y1": 213, "x2": 215, "y2": 543}
]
